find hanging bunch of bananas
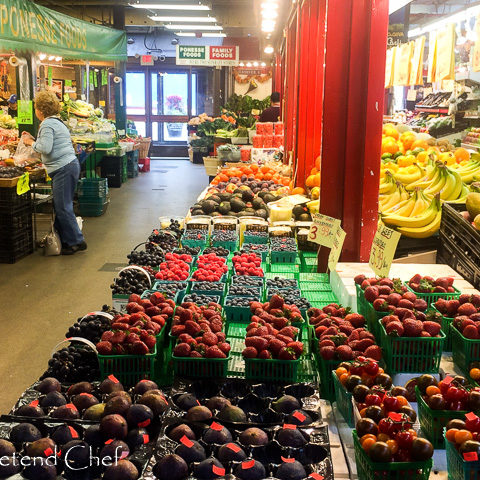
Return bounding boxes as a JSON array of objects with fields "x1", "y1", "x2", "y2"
[
  {"x1": 449, "y1": 154, "x2": 480, "y2": 184},
  {"x1": 381, "y1": 194, "x2": 442, "y2": 238}
]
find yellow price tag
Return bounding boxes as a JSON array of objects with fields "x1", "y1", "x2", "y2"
[
  {"x1": 99, "y1": 100, "x2": 106, "y2": 107},
  {"x1": 328, "y1": 227, "x2": 346, "y2": 272},
  {"x1": 308, "y1": 213, "x2": 341, "y2": 248},
  {"x1": 16, "y1": 172, "x2": 30, "y2": 195},
  {"x1": 368, "y1": 222, "x2": 401, "y2": 277}
]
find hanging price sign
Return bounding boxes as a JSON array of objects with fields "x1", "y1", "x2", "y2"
[
  {"x1": 369, "y1": 222, "x2": 401, "y2": 277},
  {"x1": 16, "y1": 172, "x2": 30, "y2": 195},
  {"x1": 328, "y1": 227, "x2": 346, "y2": 272},
  {"x1": 308, "y1": 213, "x2": 341, "y2": 247}
]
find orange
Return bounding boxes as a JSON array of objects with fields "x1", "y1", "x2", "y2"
[
  {"x1": 416, "y1": 151, "x2": 429, "y2": 164},
  {"x1": 455, "y1": 430, "x2": 473, "y2": 444},
  {"x1": 446, "y1": 429, "x2": 459, "y2": 443},
  {"x1": 291, "y1": 187, "x2": 306, "y2": 195},
  {"x1": 426, "y1": 385, "x2": 441, "y2": 397},
  {"x1": 339, "y1": 373, "x2": 349, "y2": 386},
  {"x1": 306, "y1": 175, "x2": 316, "y2": 188},
  {"x1": 400, "y1": 131, "x2": 416, "y2": 150},
  {"x1": 263, "y1": 173, "x2": 273, "y2": 181},
  {"x1": 383, "y1": 123, "x2": 399, "y2": 140},
  {"x1": 411, "y1": 139, "x2": 429, "y2": 150},
  {"x1": 381, "y1": 137, "x2": 399, "y2": 155},
  {"x1": 315, "y1": 155, "x2": 321, "y2": 170},
  {"x1": 310, "y1": 167, "x2": 319, "y2": 175},
  {"x1": 260, "y1": 165, "x2": 271, "y2": 174},
  {"x1": 454, "y1": 147, "x2": 470, "y2": 163},
  {"x1": 255, "y1": 173, "x2": 264, "y2": 180},
  {"x1": 439, "y1": 152, "x2": 456, "y2": 166},
  {"x1": 250, "y1": 164, "x2": 259, "y2": 172},
  {"x1": 470, "y1": 368, "x2": 480, "y2": 381},
  {"x1": 361, "y1": 437, "x2": 376, "y2": 452}
]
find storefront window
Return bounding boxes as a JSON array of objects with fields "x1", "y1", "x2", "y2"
[{"x1": 126, "y1": 72, "x2": 145, "y2": 115}]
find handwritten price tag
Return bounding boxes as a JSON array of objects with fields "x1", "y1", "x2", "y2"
[
  {"x1": 308, "y1": 213, "x2": 341, "y2": 248},
  {"x1": 16, "y1": 172, "x2": 30, "y2": 196},
  {"x1": 368, "y1": 222, "x2": 401, "y2": 277},
  {"x1": 328, "y1": 227, "x2": 346, "y2": 272}
]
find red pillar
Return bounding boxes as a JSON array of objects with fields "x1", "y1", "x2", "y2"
[{"x1": 320, "y1": 0, "x2": 388, "y2": 262}]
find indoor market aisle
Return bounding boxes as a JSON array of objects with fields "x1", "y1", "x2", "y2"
[{"x1": 0, "y1": 159, "x2": 208, "y2": 413}]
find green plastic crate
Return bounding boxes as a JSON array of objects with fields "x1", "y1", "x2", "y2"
[
  {"x1": 244, "y1": 234, "x2": 268, "y2": 245},
  {"x1": 430, "y1": 306, "x2": 453, "y2": 351},
  {"x1": 268, "y1": 263, "x2": 301, "y2": 274},
  {"x1": 353, "y1": 431, "x2": 433, "y2": 480},
  {"x1": 244, "y1": 356, "x2": 301, "y2": 382},
  {"x1": 299, "y1": 282, "x2": 333, "y2": 293},
  {"x1": 181, "y1": 237, "x2": 207, "y2": 248},
  {"x1": 452, "y1": 325, "x2": 480, "y2": 375},
  {"x1": 172, "y1": 352, "x2": 230, "y2": 378},
  {"x1": 78, "y1": 199, "x2": 108, "y2": 217},
  {"x1": 355, "y1": 283, "x2": 369, "y2": 317},
  {"x1": 315, "y1": 352, "x2": 341, "y2": 401},
  {"x1": 332, "y1": 372, "x2": 354, "y2": 427},
  {"x1": 303, "y1": 291, "x2": 338, "y2": 304},
  {"x1": 264, "y1": 272, "x2": 297, "y2": 280},
  {"x1": 379, "y1": 322, "x2": 445, "y2": 374},
  {"x1": 406, "y1": 284, "x2": 461, "y2": 307},
  {"x1": 364, "y1": 301, "x2": 389, "y2": 341},
  {"x1": 446, "y1": 432, "x2": 480, "y2": 480},
  {"x1": 98, "y1": 345, "x2": 156, "y2": 387},
  {"x1": 224, "y1": 296, "x2": 256, "y2": 323},
  {"x1": 211, "y1": 239, "x2": 238, "y2": 252},
  {"x1": 301, "y1": 251, "x2": 318, "y2": 258},
  {"x1": 416, "y1": 387, "x2": 471, "y2": 449},
  {"x1": 270, "y1": 251, "x2": 298, "y2": 263},
  {"x1": 297, "y1": 273, "x2": 329, "y2": 283},
  {"x1": 189, "y1": 281, "x2": 227, "y2": 300}
]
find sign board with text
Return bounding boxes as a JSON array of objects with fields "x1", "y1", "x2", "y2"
[
  {"x1": 17, "y1": 100, "x2": 33, "y2": 125},
  {"x1": 308, "y1": 214, "x2": 341, "y2": 248},
  {"x1": 176, "y1": 45, "x2": 240, "y2": 66},
  {"x1": 369, "y1": 223, "x2": 401, "y2": 277},
  {"x1": 328, "y1": 227, "x2": 346, "y2": 272}
]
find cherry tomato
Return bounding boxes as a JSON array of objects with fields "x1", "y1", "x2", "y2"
[
  {"x1": 377, "y1": 433, "x2": 390, "y2": 442},
  {"x1": 386, "y1": 439, "x2": 399, "y2": 455},
  {"x1": 383, "y1": 396, "x2": 400, "y2": 412},
  {"x1": 455, "y1": 429, "x2": 473, "y2": 445},
  {"x1": 396, "y1": 430, "x2": 414, "y2": 449},
  {"x1": 378, "y1": 418, "x2": 392, "y2": 435},
  {"x1": 365, "y1": 394, "x2": 383, "y2": 407},
  {"x1": 445, "y1": 428, "x2": 458, "y2": 443},
  {"x1": 364, "y1": 360, "x2": 380, "y2": 376}
]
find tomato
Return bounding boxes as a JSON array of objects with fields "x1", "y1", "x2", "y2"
[
  {"x1": 364, "y1": 360, "x2": 379, "y2": 376},
  {"x1": 383, "y1": 396, "x2": 400, "y2": 412},
  {"x1": 396, "y1": 396, "x2": 409, "y2": 408},
  {"x1": 377, "y1": 433, "x2": 390, "y2": 442},
  {"x1": 396, "y1": 430, "x2": 414, "y2": 449},
  {"x1": 426, "y1": 385, "x2": 441, "y2": 397},
  {"x1": 365, "y1": 394, "x2": 383, "y2": 406},
  {"x1": 445, "y1": 428, "x2": 459, "y2": 443},
  {"x1": 378, "y1": 418, "x2": 392, "y2": 435},
  {"x1": 335, "y1": 367, "x2": 348, "y2": 378},
  {"x1": 386, "y1": 439, "x2": 399, "y2": 455},
  {"x1": 455, "y1": 429, "x2": 473, "y2": 445}
]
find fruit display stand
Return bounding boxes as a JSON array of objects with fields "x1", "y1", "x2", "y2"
[{"x1": 445, "y1": 433, "x2": 480, "y2": 480}]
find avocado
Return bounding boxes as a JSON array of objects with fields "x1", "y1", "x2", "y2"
[
  {"x1": 192, "y1": 209, "x2": 205, "y2": 216},
  {"x1": 201, "y1": 200, "x2": 217, "y2": 214},
  {"x1": 192, "y1": 203, "x2": 203, "y2": 210},
  {"x1": 263, "y1": 193, "x2": 276, "y2": 204},
  {"x1": 209, "y1": 195, "x2": 221, "y2": 204},
  {"x1": 254, "y1": 209, "x2": 268, "y2": 219},
  {"x1": 245, "y1": 208, "x2": 256, "y2": 215},
  {"x1": 252, "y1": 198, "x2": 266, "y2": 210},
  {"x1": 231, "y1": 198, "x2": 246, "y2": 213},
  {"x1": 298, "y1": 213, "x2": 312, "y2": 221},
  {"x1": 218, "y1": 202, "x2": 231, "y2": 215},
  {"x1": 257, "y1": 191, "x2": 269, "y2": 199},
  {"x1": 292, "y1": 205, "x2": 307, "y2": 219},
  {"x1": 242, "y1": 189, "x2": 255, "y2": 202},
  {"x1": 218, "y1": 192, "x2": 232, "y2": 201}
]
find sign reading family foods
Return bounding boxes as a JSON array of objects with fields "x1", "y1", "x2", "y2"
[
  {"x1": 0, "y1": 0, "x2": 126, "y2": 61},
  {"x1": 176, "y1": 45, "x2": 240, "y2": 66},
  {"x1": 369, "y1": 222, "x2": 401, "y2": 277}
]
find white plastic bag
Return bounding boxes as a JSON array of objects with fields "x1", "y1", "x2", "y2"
[{"x1": 13, "y1": 136, "x2": 40, "y2": 166}]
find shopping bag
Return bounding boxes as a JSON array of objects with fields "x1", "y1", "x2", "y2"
[{"x1": 42, "y1": 221, "x2": 61, "y2": 256}]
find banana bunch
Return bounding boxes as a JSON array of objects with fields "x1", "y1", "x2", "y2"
[
  {"x1": 450, "y1": 158, "x2": 480, "y2": 184},
  {"x1": 382, "y1": 188, "x2": 430, "y2": 216},
  {"x1": 379, "y1": 171, "x2": 398, "y2": 195},
  {"x1": 393, "y1": 163, "x2": 424, "y2": 185},
  {"x1": 382, "y1": 194, "x2": 442, "y2": 238},
  {"x1": 379, "y1": 179, "x2": 409, "y2": 213}
]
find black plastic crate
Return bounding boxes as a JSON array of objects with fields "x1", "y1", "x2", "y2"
[
  {"x1": 0, "y1": 207, "x2": 32, "y2": 236},
  {"x1": 0, "y1": 187, "x2": 32, "y2": 213},
  {"x1": 100, "y1": 156, "x2": 124, "y2": 188},
  {"x1": 0, "y1": 229, "x2": 33, "y2": 263},
  {"x1": 438, "y1": 203, "x2": 480, "y2": 289}
]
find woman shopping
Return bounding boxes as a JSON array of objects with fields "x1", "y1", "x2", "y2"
[{"x1": 22, "y1": 91, "x2": 86, "y2": 255}]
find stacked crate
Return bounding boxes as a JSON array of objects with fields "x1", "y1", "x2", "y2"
[{"x1": 77, "y1": 178, "x2": 109, "y2": 217}]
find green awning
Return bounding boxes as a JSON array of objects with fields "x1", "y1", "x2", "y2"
[{"x1": 0, "y1": 0, "x2": 126, "y2": 61}]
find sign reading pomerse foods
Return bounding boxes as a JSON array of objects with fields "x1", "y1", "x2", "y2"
[{"x1": 176, "y1": 45, "x2": 240, "y2": 66}]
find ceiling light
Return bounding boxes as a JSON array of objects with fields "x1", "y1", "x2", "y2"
[
  {"x1": 149, "y1": 16, "x2": 216, "y2": 22},
  {"x1": 175, "y1": 32, "x2": 226, "y2": 37},
  {"x1": 264, "y1": 45, "x2": 274, "y2": 54},
  {"x1": 261, "y1": 62, "x2": 266, "y2": 67},
  {"x1": 130, "y1": 3, "x2": 210, "y2": 10},
  {"x1": 38, "y1": 53, "x2": 46, "y2": 60},
  {"x1": 239, "y1": 62, "x2": 245, "y2": 66},
  {"x1": 163, "y1": 24, "x2": 223, "y2": 30},
  {"x1": 55, "y1": 56, "x2": 62, "y2": 62},
  {"x1": 253, "y1": 61, "x2": 259, "y2": 66},
  {"x1": 261, "y1": 20, "x2": 275, "y2": 32},
  {"x1": 261, "y1": 1, "x2": 278, "y2": 8},
  {"x1": 48, "y1": 55, "x2": 55, "y2": 61},
  {"x1": 261, "y1": 10, "x2": 278, "y2": 19},
  {"x1": 246, "y1": 62, "x2": 252, "y2": 67}
]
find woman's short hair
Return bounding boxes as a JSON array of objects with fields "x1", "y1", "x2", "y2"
[{"x1": 35, "y1": 90, "x2": 61, "y2": 117}]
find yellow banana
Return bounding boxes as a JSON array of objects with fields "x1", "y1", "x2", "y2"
[
  {"x1": 424, "y1": 167, "x2": 447, "y2": 196},
  {"x1": 382, "y1": 196, "x2": 440, "y2": 228},
  {"x1": 394, "y1": 164, "x2": 424, "y2": 185},
  {"x1": 446, "y1": 184, "x2": 470, "y2": 203},
  {"x1": 409, "y1": 190, "x2": 429, "y2": 217},
  {"x1": 380, "y1": 189, "x2": 402, "y2": 211},
  {"x1": 382, "y1": 198, "x2": 409, "y2": 214},
  {"x1": 397, "y1": 210, "x2": 442, "y2": 238},
  {"x1": 440, "y1": 169, "x2": 462, "y2": 201},
  {"x1": 379, "y1": 174, "x2": 397, "y2": 194},
  {"x1": 394, "y1": 194, "x2": 417, "y2": 217},
  {"x1": 460, "y1": 168, "x2": 480, "y2": 184},
  {"x1": 406, "y1": 164, "x2": 439, "y2": 191}
]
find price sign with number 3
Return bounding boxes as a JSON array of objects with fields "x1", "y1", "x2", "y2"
[
  {"x1": 16, "y1": 172, "x2": 30, "y2": 196},
  {"x1": 308, "y1": 213, "x2": 341, "y2": 248}
]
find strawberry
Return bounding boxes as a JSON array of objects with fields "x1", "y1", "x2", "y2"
[
  {"x1": 403, "y1": 319, "x2": 423, "y2": 337},
  {"x1": 126, "y1": 302, "x2": 145, "y2": 314},
  {"x1": 216, "y1": 332, "x2": 226, "y2": 342},
  {"x1": 131, "y1": 341, "x2": 149, "y2": 355},
  {"x1": 276, "y1": 334, "x2": 293, "y2": 344},
  {"x1": 202, "y1": 332, "x2": 218, "y2": 346},
  {"x1": 278, "y1": 347, "x2": 297, "y2": 360},
  {"x1": 245, "y1": 336, "x2": 268, "y2": 351},
  {"x1": 180, "y1": 309, "x2": 193, "y2": 323},
  {"x1": 185, "y1": 320, "x2": 202, "y2": 336},
  {"x1": 355, "y1": 338, "x2": 375, "y2": 351},
  {"x1": 111, "y1": 332, "x2": 126, "y2": 344},
  {"x1": 128, "y1": 294, "x2": 142, "y2": 303},
  {"x1": 190, "y1": 351, "x2": 203, "y2": 357},
  {"x1": 336, "y1": 345, "x2": 353, "y2": 360},
  {"x1": 173, "y1": 343, "x2": 191, "y2": 357},
  {"x1": 242, "y1": 347, "x2": 258, "y2": 358},
  {"x1": 96, "y1": 341, "x2": 112, "y2": 354},
  {"x1": 101, "y1": 331, "x2": 114, "y2": 342},
  {"x1": 272, "y1": 317, "x2": 289, "y2": 329},
  {"x1": 218, "y1": 342, "x2": 231, "y2": 354},
  {"x1": 125, "y1": 333, "x2": 140, "y2": 344},
  {"x1": 250, "y1": 301, "x2": 263, "y2": 312},
  {"x1": 170, "y1": 325, "x2": 186, "y2": 337},
  {"x1": 385, "y1": 321, "x2": 404, "y2": 337},
  {"x1": 206, "y1": 346, "x2": 226, "y2": 358},
  {"x1": 319, "y1": 345, "x2": 335, "y2": 360},
  {"x1": 463, "y1": 325, "x2": 479, "y2": 339},
  {"x1": 364, "y1": 345, "x2": 382, "y2": 360},
  {"x1": 269, "y1": 294, "x2": 285, "y2": 309},
  {"x1": 344, "y1": 313, "x2": 365, "y2": 328},
  {"x1": 458, "y1": 303, "x2": 477, "y2": 317},
  {"x1": 278, "y1": 326, "x2": 298, "y2": 339},
  {"x1": 268, "y1": 338, "x2": 286, "y2": 355},
  {"x1": 287, "y1": 341, "x2": 303, "y2": 356},
  {"x1": 364, "y1": 286, "x2": 379, "y2": 303},
  {"x1": 258, "y1": 350, "x2": 272, "y2": 359},
  {"x1": 144, "y1": 335, "x2": 157, "y2": 350},
  {"x1": 422, "y1": 321, "x2": 441, "y2": 337}
]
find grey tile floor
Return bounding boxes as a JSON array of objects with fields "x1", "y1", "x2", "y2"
[{"x1": 0, "y1": 158, "x2": 207, "y2": 413}]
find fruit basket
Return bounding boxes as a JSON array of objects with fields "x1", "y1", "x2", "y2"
[
  {"x1": 352, "y1": 430, "x2": 433, "y2": 480},
  {"x1": 152, "y1": 280, "x2": 188, "y2": 302},
  {"x1": 189, "y1": 281, "x2": 227, "y2": 301},
  {"x1": 244, "y1": 232, "x2": 269, "y2": 244},
  {"x1": 298, "y1": 272, "x2": 329, "y2": 282},
  {"x1": 379, "y1": 321, "x2": 445, "y2": 374},
  {"x1": 171, "y1": 351, "x2": 230, "y2": 378},
  {"x1": 416, "y1": 386, "x2": 474, "y2": 449},
  {"x1": 364, "y1": 302, "x2": 390, "y2": 341},
  {"x1": 445, "y1": 432, "x2": 480, "y2": 480},
  {"x1": 244, "y1": 356, "x2": 301, "y2": 382},
  {"x1": 406, "y1": 284, "x2": 461, "y2": 307},
  {"x1": 332, "y1": 372, "x2": 354, "y2": 427},
  {"x1": 452, "y1": 325, "x2": 480, "y2": 375},
  {"x1": 223, "y1": 296, "x2": 256, "y2": 323},
  {"x1": 430, "y1": 306, "x2": 454, "y2": 351},
  {"x1": 98, "y1": 344, "x2": 157, "y2": 388},
  {"x1": 314, "y1": 353, "x2": 341, "y2": 401}
]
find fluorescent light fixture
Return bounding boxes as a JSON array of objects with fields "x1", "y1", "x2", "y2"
[
  {"x1": 149, "y1": 16, "x2": 216, "y2": 22},
  {"x1": 253, "y1": 61, "x2": 259, "y2": 66},
  {"x1": 130, "y1": 3, "x2": 210, "y2": 10},
  {"x1": 262, "y1": 20, "x2": 275, "y2": 32},
  {"x1": 389, "y1": 0, "x2": 413, "y2": 15},
  {"x1": 261, "y1": 62, "x2": 266, "y2": 67},
  {"x1": 246, "y1": 62, "x2": 252, "y2": 67},
  {"x1": 408, "y1": 4, "x2": 480, "y2": 38},
  {"x1": 261, "y1": 0, "x2": 278, "y2": 7},
  {"x1": 261, "y1": 10, "x2": 278, "y2": 19},
  {"x1": 175, "y1": 32, "x2": 226, "y2": 37},
  {"x1": 48, "y1": 55, "x2": 55, "y2": 61},
  {"x1": 163, "y1": 24, "x2": 223, "y2": 30},
  {"x1": 264, "y1": 45, "x2": 274, "y2": 54},
  {"x1": 55, "y1": 56, "x2": 62, "y2": 61},
  {"x1": 38, "y1": 53, "x2": 46, "y2": 60}
]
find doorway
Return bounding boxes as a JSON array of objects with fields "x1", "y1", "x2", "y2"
[{"x1": 126, "y1": 66, "x2": 212, "y2": 156}]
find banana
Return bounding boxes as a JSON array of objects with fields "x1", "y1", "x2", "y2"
[
  {"x1": 406, "y1": 164, "x2": 439, "y2": 191},
  {"x1": 440, "y1": 169, "x2": 462, "y2": 201},
  {"x1": 394, "y1": 164, "x2": 424, "y2": 185},
  {"x1": 397, "y1": 209, "x2": 442, "y2": 238},
  {"x1": 409, "y1": 190, "x2": 430, "y2": 217},
  {"x1": 460, "y1": 168, "x2": 480, "y2": 184},
  {"x1": 424, "y1": 167, "x2": 447, "y2": 196},
  {"x1": 379, "y1": 174, "x2": 397, "y2": 194},
  {"x1": 380, "y1": 189, "x2": 402, "y2": 211},
  {"x1": 382, "y1": 198, "x2": 409, "y2": 214},
  {"x1": 393, "y1": 194, "x2": 417, "y2": 217},
  {"x1": 382, "y1": 196, "x2": 440, "y2": 228},
  {"x1": 446, "y1": 184, "x2": 470, "y2": 203}
]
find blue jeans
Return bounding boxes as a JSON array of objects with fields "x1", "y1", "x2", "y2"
[{"x1": 50, "y1": 160, "x2": 84, "y2": 247}]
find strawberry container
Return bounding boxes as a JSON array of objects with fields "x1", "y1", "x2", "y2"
[
  {"x1": 445, "y1": 432, "x2": 480, "y2": 480},
  {"x1": 314, "y1": 352, "x2": 341, "y2": 401},
  {"x1": 270, "y1": 251, "x2": 299, "y2": 264},
  {"x1": 406, "y1": 284, "x2": 461, "y2": 308},
  {"x1": 297, "y1": 272, "x2": 329, "y2": 283},
  {"x1": 332, "y1": 371, "x2": 355, "y2": 427},
  {"x1": 365, "y1": 302, "x2": 390, "y2": 341},
  {"x1": 355, "y1": 283, "x2": 369, "y2": 317},
  {"x1": 415, "y1": 386, "x2": 474, "y2": 449},
  {"x1": 244, "y1": 356, "x2": 301, "y2": 382},
  {"x1": 430, "y1": 306, "x2": 454, "y2": 351},
  {"x1": 171, "y1": 350, "x2": 230, "y2": 378},
  {"x1": 98, "y1": 344, "x2": 157, "y2": 387},
  {"x1": 379, "y1": 321, "x2": 444, "y2": 374},
  {"x1": 451, "y1": 325, "x2": 480, "y2": 375},
  {"x1": 353, "y1": 430, "x2": 433, "y2": 480}
]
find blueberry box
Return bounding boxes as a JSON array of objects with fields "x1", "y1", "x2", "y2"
[{"x1": 223, "y1": 295, "x2": 257, "y2": 323}]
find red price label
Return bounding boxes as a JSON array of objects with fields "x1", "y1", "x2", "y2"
[
  {"x1": 29, "y1": 400, "x2": 39, "y2": 407},
  {"x1": 65, "y1": 404, "x2": 77, "y2": 411},
  {"x1": 226, "y1": 443, "x2": 241, "y2": 453},
  {"x1": 68, "y1": 426, "x2": 79, "y2": 438},
  {"x1": 138, "y1": 419, "x2": 151, "y2": 428},
  {"x1": 210, "y1": 422, "x2": 223, "y2": 431},
  {"x1": 79, "y1": 393, "x2": 93, "y2": 397},
  {"x1": 142, "y1": 434, "x2": 149, "y2": 444},
  {"x1": 443, "y1": 375, "x2": 454, "y2": 385},
  {"x1": 283, "y1": 424, "x2": 297, "y2": 430},
  {"x1": 44, "y1": 448, "x2": 53, "y2": 457},
  {"x1": 108, "y1": 374, "x2": 119, "y2": 384},
  {"x1": 463, "y1": 452, "x2": 479, "y2": 461},
  {"x1": 388, "y1": 412, "x2": 402, "y2": 422},
  {"x1": 242, "y1": 460, "x2": 255, "y2": 469},
  {"x1": 180, "y1": 436, "x2": 194, "y2": 448},
  {"x1": 105, "y1": 439, "x2": 114, "y2": 445},
  {"x1": 309, "y1": 474, "x2": 324, "y2": 480},
  {"x1": 212, "y1": 465, "x2": 225, "y2": 476},
  {"x1": 292, "y1": 411, "x2": 306, "y2": 422},
  {"x1": 281, "y1": 456, "x2": 296, "y2": 463},
  {"x1": 466, "y1": 412, "x2": 479, "y2": 422}
]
